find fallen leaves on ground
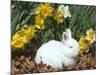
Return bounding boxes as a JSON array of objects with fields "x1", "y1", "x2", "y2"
[
  {"x1": 11, "y1": 52, "x2": 96, "y2": 74},
  {"x1": 11, "y1": 56, "x2": 55, "y2": 74}
]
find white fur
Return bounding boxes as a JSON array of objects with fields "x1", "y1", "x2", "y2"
[{"x1": 35, "y1": 28, "x2": 80, "y2": 69}]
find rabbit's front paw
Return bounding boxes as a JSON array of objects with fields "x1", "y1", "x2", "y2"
[{"x1": 62, "y1": 58, "x2": 75, "y2": 67}]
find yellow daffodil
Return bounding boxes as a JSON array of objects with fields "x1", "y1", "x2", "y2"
[
  {"x1": 35, "y1": 3, "x2": 53, "y2": 17},
  {"x1": 35, "y1": 15, "x2": 45, "y2": 29},
  {"x1": 53, "y1": 11, "x2": 63, "y2": 24},
  {"x1": 24, "y1": 25, "x2": 37, "y2": 40},
  {"x1": 79, "y1": 28, "x2": 96, "y2": 55},
  {"x1": 79, "y1": 37, "x2": 91, "y2": 54},
  {"x1": 11, "y1": 33, "x2": 27, "y2": 48},
  {"x1": 86, "y1": 28, "x2": 95, "y2": 43},
  {"x1": 11, "y1": 25, "x2": 37, "y2": 48},
  {"x1": 58, "y1": 5, "x2": 71, "y2": 18}
]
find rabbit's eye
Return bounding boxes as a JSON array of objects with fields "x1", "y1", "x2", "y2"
[{"x1": 69, "y1": 46, "x2": 73, "y2": 48}]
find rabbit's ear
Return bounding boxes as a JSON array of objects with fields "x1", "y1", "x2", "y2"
[
  {"x1": 62, "y1": 32, "x2": 69, "y2": 41},
  {"x1": 66, "y1": 28, "x2": 72, "y2": 37}
]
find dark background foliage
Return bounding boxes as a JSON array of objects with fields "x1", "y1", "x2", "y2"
[{"x1": 11, "y1": 1, "x2": 96, "y2": 41}]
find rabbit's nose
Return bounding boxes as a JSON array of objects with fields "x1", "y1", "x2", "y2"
[{"x1": 73, "y1": 54, "x2": 79, "y2": 59}]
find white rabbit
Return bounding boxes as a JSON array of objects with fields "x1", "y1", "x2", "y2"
[{"x1": 35, "y1": 28, "x2": 80, "y2": 69}]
